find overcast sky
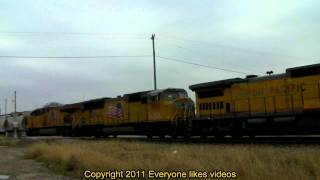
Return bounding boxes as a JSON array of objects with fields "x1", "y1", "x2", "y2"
[{"x1": 0, "y1": 0, "x2": 319, "y2": 112}]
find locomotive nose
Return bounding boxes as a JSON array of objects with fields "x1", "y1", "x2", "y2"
[
  {"x1": 173, "y1": 98, "x2": 195, "y2": 117},
  {"x1": 175, "y1": 100, "x2": 194, "y2": 109}
]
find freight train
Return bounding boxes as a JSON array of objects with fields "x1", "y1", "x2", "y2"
[
  {"x1": 26, "y1": 88, "x2": 194, "y2": 137},
  {"x1": 190, "y1": 63, "x2": 320, "y2": 137},
  {"x1": 25, "y1": 63, "x2": 320, "y2": 138}
]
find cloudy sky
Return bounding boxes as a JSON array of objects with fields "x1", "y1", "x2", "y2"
[{"x1": 0, "y1": 0, "x2": 319, "y2": 112}]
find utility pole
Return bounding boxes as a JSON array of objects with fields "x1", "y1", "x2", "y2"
[
  {"x1": 14, "y1": 90, "x2": 16, "y2": 115},
  {"x1": 4, "y1": 98, "x2": 7, "y2": 120},
  {"x1": 151, "y1": 34, "x2": 157, "y2": 90},
  {"x1": 4, "y1": 98, "x2": 7, "y2": 137},
  {"x1": 13, "y1": 90, "x2": 17, "y2": 138}
]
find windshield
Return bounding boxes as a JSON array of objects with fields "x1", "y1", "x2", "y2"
[{"x1": 160, "y1": 90, "x2": 188, "y2": 100}]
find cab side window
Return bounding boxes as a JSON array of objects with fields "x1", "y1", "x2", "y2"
[
  {"x1": 226, "y1": 103, "x2": 230, "y2": 112},
  {"x1": 151, "y1": 95, "x2": 158, "y2": 102},
  {"x1": 141, "y1": 97, "x2": 147, "y2": 104}
]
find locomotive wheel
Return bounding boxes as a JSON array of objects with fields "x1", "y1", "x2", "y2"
[
  {"x1": 249, "y1": 134, "x2": 255, "y2": 138},
  {"x1": 231, "y1": 134, "x2": 243, "y2": 139},
  {"x1": 170, "y1": 135, "x2": 177, "y2": 139},
  {"x1": 159, "y1": 135, "x2": 165, "y2": 139},
  {"x1": 200, "y1": 135, "x2": 207, "y2": 139},
  {"x1": 184, "y1": 135, "x2": 190, "y2": 139},
  {"x1": 215, "y1": 134, "x2": 225, "y2": 139}
]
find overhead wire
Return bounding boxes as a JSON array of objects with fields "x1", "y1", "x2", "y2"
[
  {"x1": 159, "y1": 34, "x2": 311, "y2": 62},
  {"x1": 0, "y1": 32, "x2": 149, "y2": 40},
  {"x1": 0, "y1": 32, "x2": 148, "y2": 36},
  {"x1": 156, "y1": 55, "x2": 250, "y2": 75},
  {"x1": 0, "y1": 54, "x2": 251, "y2": 74},
  {"x1": 0, "y1": 32, "x2": 263, "y2": 74},
  {"x1": 0, "y1": 55, "x2": 151, "y2": 59},
  {"x1": 156, "y1": 41, "x2": 260, "y2": 74}
]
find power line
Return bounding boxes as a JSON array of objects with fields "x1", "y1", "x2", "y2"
[
  {"x1": 158, "y1": 42, "x2": 260, "y2": 73},
  {"x1": 0, "y1": 54, "x2": 251, "y2": 74},
  {"x1": 0, "y1": 32, "x2": 312, "y2": 61},
  {"x1": 0, "y1": 32, "x2": 148, "y2": 36},
  {"x1": 159, "y1": 34, "x2": 311, "y2": 61},
  {"x1": 0, "y1": 32, "x2": 149, "y2": 40},
  {"x1": 0, "y1": 55, "x2": 151, "y2": 59},
  {"x1": 0, "y1": 36, "x2": 148, "y2": 40},
  {"x1": 156, "y1": 55, "x2": 250, "y2": 75}
]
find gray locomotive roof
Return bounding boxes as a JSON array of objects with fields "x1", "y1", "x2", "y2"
[
  {"x1": 189, "y1": 74, "x2": 291, "y2": 91},
  {"x1": 123, "y1": 88, "x2": 185, "y2": 98},
  {"x1": 61, "y1": 97, "x2": 111, "y2": 110},
  {"x1": 189, "y1": 78, "x2": 246, "y2": 91},
  {"x1": 247, "y1": 73, "x2": 287, "y2": 82},
  {"x1": 147, "y1": 88, "x2": 186, "y2": 96},
  {"x1": 189, "y1": 63, "x2": 320, "y2": 91},
  {"x1": 123, "y1": 90, "x2": 151, "y2": 98},
  {"x1": 81, "y1": 97, "x2": 111, "y2": 104},
  {"x1": 286, "y1": 63, "x2": 320, "y2": 73},
  {"x1": 286, "y1": 63, "x2": 320, "y2": 77}
]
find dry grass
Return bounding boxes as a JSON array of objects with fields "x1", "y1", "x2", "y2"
[
  {"x1": 28, "y1": 139, "x2": 320, "y2": 180},
  {"x1": 0, "y1": 135, "x2": 20, "y2": 146}
]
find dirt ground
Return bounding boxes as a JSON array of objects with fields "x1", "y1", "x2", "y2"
[{"x1": 0, "y1": 145, "x2": 75, "y2": 180}]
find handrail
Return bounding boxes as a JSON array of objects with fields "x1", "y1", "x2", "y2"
[{"x1": 318, "y1": 81, "x2": 320, "y2": 99}]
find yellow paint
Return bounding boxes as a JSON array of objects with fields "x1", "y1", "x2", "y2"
[
  {"x1": 195, "y1": 74, "x2": 320, "y2": 117},
  {"x1": 27, "y1": 107, "x2": 63, "y2": 129}
]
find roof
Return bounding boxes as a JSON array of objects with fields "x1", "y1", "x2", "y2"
[
  {"x1": 123, "y1": 90, "x2": 151, "y2": 99},
  {"x1": 123, "y1": 88, "x2": 186, "y2": 100},
  {"x1": 189, "y1": 63, "x2": 320, "y2": 91},
  {"x1": 189, "y1": 78, "x2": 245, "y2": 91},
  {"x1": 60, "y1": 103, "x2": 83, "y2": 111},
  {"x1": 286, "y1": 63, "x2": 320, "y2": 77},
  {"x1": 82, "y1": 97, "x2": 111, "y2": 104},
  {"x1": 61, "y1": 97, "x2": 111, "y2": 111},
  {"x1": 286, "y1": 63, "x2": 320, "y2": 72},
  {"x1": 147, "y1": 88, "x2": 186, "y2": 96},
  {"x1": 248, "y1": 73, "x2": 287, "y2": 82}
]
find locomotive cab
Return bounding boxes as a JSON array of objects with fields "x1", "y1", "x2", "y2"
[
  {"x1": 147, "y1": 88, "x2": 194, "y2": 129},
  {"x1": 119, "y1": 88, "x2": 194, "y2": 136},
  {"x1": 147, "y1": 88, "x2": 188, "y2": 102}
]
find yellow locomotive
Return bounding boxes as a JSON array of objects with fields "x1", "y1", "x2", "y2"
[
  {"x1": 27, "y1": 106, "x2": 63, "y2": 135},
  {"x1": 26, "y1": 88, "x2": 194, "y2": 137},
  {"x1": 27, "y1": 63, "x2": 320, "y2": 138},
  {"x1": 189, "y1": 63, "x2": 320, "y2": 136}
]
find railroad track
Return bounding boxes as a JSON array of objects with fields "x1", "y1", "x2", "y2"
[
  {"x1": 142, "y1": 136, "x2": 320, "y2": 144},
  {"x1": 20, "y1": 135, "x2": 320, "y2": 145}
]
